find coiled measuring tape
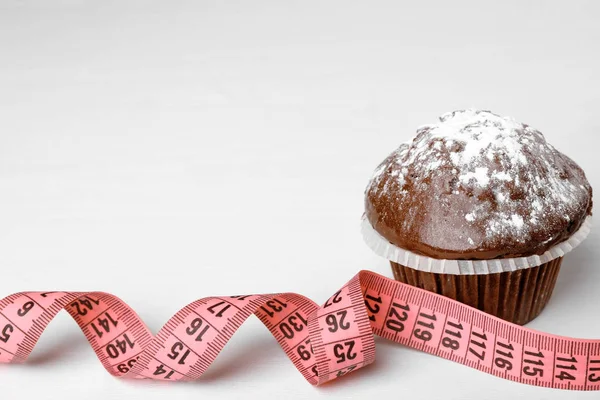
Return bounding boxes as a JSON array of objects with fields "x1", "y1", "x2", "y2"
[{"x1": 1, "y1": 270, "x2": 599, "y2": 390}]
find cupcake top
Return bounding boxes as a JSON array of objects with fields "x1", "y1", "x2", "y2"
[{"x1": 365, "y1": 109, "x2": 593, "y2": 260}]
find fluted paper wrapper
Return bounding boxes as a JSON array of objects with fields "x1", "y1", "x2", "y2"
[
  {"x1": 362, "y1": 216, "x2": 592, "y2": 325},
  {"x1": 361, "y1": 216, "x2": 592, "y2": 275}
]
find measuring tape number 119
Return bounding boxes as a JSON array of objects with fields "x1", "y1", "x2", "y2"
[{"x1": 0, "y1": 270, "x2": 599, "y2": 390}]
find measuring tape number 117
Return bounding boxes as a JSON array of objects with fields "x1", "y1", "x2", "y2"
[{"x1": 0, "y1": 270, "x2": 599, "y2": 390}]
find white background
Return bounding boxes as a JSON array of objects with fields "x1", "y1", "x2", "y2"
[{"x1": 1, "y1": 1, "x2": 599, "y2": 399}]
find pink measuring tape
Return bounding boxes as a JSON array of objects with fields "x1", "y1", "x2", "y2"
[{"x1": 1, "y1": 270, "x2": 599, "y2": 390}]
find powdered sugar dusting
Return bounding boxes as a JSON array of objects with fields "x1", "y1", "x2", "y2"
[
  {"x1": 459, "y1": 167, "x2": 490, "y2": 187},
  {"x1": 366, "y1": 109, "x2": 592, "y2": 255}
]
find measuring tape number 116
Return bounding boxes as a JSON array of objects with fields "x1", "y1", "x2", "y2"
[{"x1": 0, "y1": 270, "x2": 599, "y2": 390}]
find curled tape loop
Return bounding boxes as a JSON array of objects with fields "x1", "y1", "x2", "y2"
[{"x1": 1, "y1": 270, "x2": 599, "y2": 389}]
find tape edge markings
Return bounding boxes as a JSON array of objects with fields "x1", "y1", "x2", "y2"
[{"x1": 0, "y1": 270, "x2": 598, "y2": 390}]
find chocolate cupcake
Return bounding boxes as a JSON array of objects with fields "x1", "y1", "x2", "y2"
[{"x1": 362, "y1": 109, "x2": 593, "y2": 325}]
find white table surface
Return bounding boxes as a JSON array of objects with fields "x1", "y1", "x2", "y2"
[{"x1": 1, "y1": 1, "x2": 599, "y2": 399}]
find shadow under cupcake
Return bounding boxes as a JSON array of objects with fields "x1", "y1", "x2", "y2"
[{"x1": 363, "y1": 109, "x2": 593, "y2": 325}]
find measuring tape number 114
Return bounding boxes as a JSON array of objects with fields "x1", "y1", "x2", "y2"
[{"x1": 0, "y1": 270, "x2": 599, "y2": 390}]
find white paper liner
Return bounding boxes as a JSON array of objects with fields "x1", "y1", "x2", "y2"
[{"x1": 361, "y1": 215, "x2": 593, "y2": 275}]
